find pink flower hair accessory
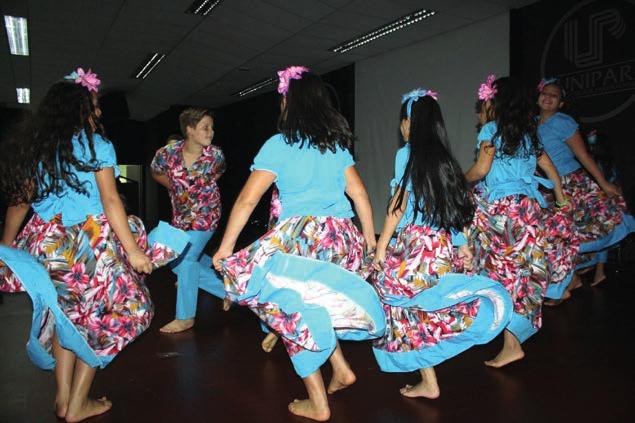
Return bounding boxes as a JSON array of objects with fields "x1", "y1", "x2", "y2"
[
  {"x1": 277, "y1": 65, "x2": 309, "y2": 95},
  {"x1": 537, "y1": 77, "x2": 566, "y2": 97},
  {"x1": 64, "y1": 67, "x2": 101, "y2": 93},
  {"x1": 478, "y1": 74, "x2": 497, "y2": 101}
]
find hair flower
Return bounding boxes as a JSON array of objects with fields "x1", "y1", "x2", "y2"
[
  {"x1": 537, "y1": 77, "x2": 566, "y2": 97},
  {"x1": 277, "y1": 65, "x2": 309, "y2": 95},
  {"x1": 478, "y1": 74, "x2": 497, "y2": 101},
  {"x1": 401, "y1": 87, "x2": 438, "y2": 117},
  {"x1": 64, "y1": 67, "x2": 101, "y2": 93}
]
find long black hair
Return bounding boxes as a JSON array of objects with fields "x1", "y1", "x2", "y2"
[
  {"x1": 490, "y1": 77, "x2": 542, "y2": 158},
  {"x1": 278, "y1": 71, "x2": 354, "y2": 153},
  {"x1": 393, "y1": 96, "x2": 474, "y2": 232},
  {"x1": 0, "y1": 81, "x2": 104, "y2": 205}
]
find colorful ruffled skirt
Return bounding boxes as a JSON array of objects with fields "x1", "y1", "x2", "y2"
[
  {"x1": 468, "y1": 194, "x2": 548, "y2": 342},
  {"x1": 561, "y1": 169, "x2": 635, "y2": 269},
  {"x1": 0, "y1": 214, "x2": 188, "y2": 369},
  {"x1": 370, "y1": 224, "x2": 512, "y2": 371},
  {"x1": 219, "y1": 216, "x2": 384, "y2": 378},
  {"x1": 541, "y1": 203, "x2": 581, "y2": 299}
]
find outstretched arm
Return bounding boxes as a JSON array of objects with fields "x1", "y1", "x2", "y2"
[
  {"x1": 566, "y1": 131, "x2": 620, "y2": 196},
  {"x1": 96, "y1": 168, "x2": 152, "y2": 273},
  {"x1": 465, "y1": 142, "x2": 495, "y2": 182},
  {"x1": 1, "y1": 203, "x2": 30, "y2": 245},
  {"x1": 212, "y1": 170, "x2": 275, "y2": 270},
  {"x1": 344, "y1": 166, "x2": 376, "y2": 250}
]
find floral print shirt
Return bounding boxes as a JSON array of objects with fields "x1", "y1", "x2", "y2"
[{"x1": 151, "y1": 140, "x2": 225, "y2": 232}]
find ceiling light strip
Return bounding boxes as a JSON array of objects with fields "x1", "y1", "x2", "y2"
[
  {"x1": 4, "y1": 15, "x2": 29, "y2": 56},
  {"x1": 132, "y1": 53, "x2": 166, "y2": 79},
  {"x1": 187, "y1": 0, "x2": 223, "y2": 16},
  {"x1": 16, "y1": 87, "x2": 30, "y2": 104},
  {"x1": 329, "y1": 9, "x2": 436, "y2": 54},
  {"x1": 234, "y1": 77, "x2": 277, "y2": 97}
]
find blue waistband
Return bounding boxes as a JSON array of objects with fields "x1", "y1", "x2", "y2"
[{"x1": 484, "y1": 175, "x2": 553, "y2": 208}]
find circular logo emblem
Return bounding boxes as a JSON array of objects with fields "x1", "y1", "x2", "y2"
[{"x1": 541, "y1": 0, "x2": 635, "y2": 123}]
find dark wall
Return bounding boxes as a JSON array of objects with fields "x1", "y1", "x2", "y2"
[{"x1": 511, "y1": 0, "x2": 635, "y2": 211}]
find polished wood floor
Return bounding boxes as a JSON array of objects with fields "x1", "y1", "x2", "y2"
[{"x1": 1, "y1": 263, "x2": 634, "y2": 423}]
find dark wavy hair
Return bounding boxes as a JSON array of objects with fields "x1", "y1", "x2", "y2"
[
  {"x1": 490, "y1": 77, "x2": 542, "y2": 158},
  {"x1": 0, "y1": 81, "x2": 105, "y2": 205},
  {"x1": 278, "y1": 71, "x2": 354, "y2": 153},
  {"x1": 393, "y1": 96, "x2": 475, "y2": 232}
]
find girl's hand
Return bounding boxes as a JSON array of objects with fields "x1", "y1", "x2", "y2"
[
  {"x1": 601, "y1": 182, "x2": 621, "y2": 197},
  {"x1": 212, "y1": 247, "x2": 233, "y2": 272},
  {"x1": 128, "y1": 248, "x2": 153, "y2": 274},
  {"x1": 458, "y1": 244, "x2": 473, "y2": 272},
  {"x1": 372, "y1": 248, "x2": 386, "y2": 271},
  {"x1": 364, "y1": 231, "x2": 377, "y2": 252}
]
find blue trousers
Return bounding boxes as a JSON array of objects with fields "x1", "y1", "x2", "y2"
[{"x1": 171, "y1": 230, "x2": 225, "y2": 320}]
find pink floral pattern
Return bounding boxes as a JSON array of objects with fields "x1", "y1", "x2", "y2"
[
  {"x1": 151, "y1": 140, "x2": 225, "y2": 231},
  {"x1": 468, "y1": 193, "x2": 548, "y2": 331},
  {"x1": 0, "y1": 213, "x2": 179, "y2": 357},
  {"x1": 220, "y1": 216, "x2": 365, "y2": 356},
  {"x1": 371, "y1": 225, "x2": 480, "y2": 353},
  {"x1": 540, "y1": 198, "x2": 581, "y2": 286}
]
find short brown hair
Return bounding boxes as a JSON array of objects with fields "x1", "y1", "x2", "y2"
[{"x1": 179, "y1": 108, "x2": 213, "y2": 137}]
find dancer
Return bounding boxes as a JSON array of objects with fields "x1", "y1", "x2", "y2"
[
  {"x1": 213, "y1": 66, "x2": 382, "y2": 421},
  {"x1": 151, "y1": 108, "x2": 226, "y2": 333},
  {"x1": 0, "y1": 68, "x2": 187, "y2": 422},
  {"x1": 466, "y1": 75, "x2": 566, "y2": 367},
  {"x1": 370, "y1": 88, "x2": 512, "y2": 398},
  {"x1": 537, "y1": 78, "x2": 634, "y2": 289}
]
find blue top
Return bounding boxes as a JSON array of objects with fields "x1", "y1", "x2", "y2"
[
  {"x1": 251, "y1": 134, "x2": 354, "y2": 220},
  {"x1": 537, "y1": 112, "x2": 581, "y2": 176},
  {"x1": 32, "y1": 132, "x2": 120, "y2": 226},
  {"x1": 477, "y1": 122, "x2": 552, "y2": 207},
  {"x1": 391, "y1": 144, "x2": 465, "y2": 245}
]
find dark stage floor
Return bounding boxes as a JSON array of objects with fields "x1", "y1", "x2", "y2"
[{"x1": 1, "y1": 264, "x2": 634, "y2": 423}]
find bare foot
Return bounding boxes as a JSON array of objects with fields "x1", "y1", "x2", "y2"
[
  {"x1": 261, "y1": 333, "x2": 279, "y2": 353},
  {"x1": 577, "y1": 267, "x2": 592, "y2": 275},
  {"x1": 54, "y1": 397, "x2": 68, "y2": 419},
  {"x1": 65, "y1": 397, "x2": 112, "y2": 422},
  {"x1": 222, "y1": 297, "x2": 232, "y2": 311},
  {"x1": 288, "y1": 399, "x2": 330, "y2": 421},
  {"x1": 569, "y1": 274, "x2": 582, "y2": 290},
  {"x1": 399, "y1": 382, "x2": 440, "y2": 399},
  {"x1": 327, "y1": 366, "x2": 356, "y2": 394},
  {"x1": 544, "y1": 289, "x2": 570, "y2": 306},
  {"x1": 591, "y1": 271, "x2": 607, "y2": 287},
  {"x1": 160, "y1": 319, "x2": 194, "y2": 333},
  {"x1": 485, "y1": 347, "x2": 525, "y2": 368}
]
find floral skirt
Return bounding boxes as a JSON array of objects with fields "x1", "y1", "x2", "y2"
[
  {"x1": 219, "y1": 215, "x2": 384, "y2": 377},
  {"x1": 542, "y1": 203, "x2": 581, "y2": 299},
  {"x1": 468, "y1": 193, "x2": 548, "y2": 342},
  {"x1": 370, "y1": 224, "x2": 512, "y2": 371},
  {"x1": 561, "y1": 169, "x2": 634, "y2": 268},
  {"x1": 0, "y1": 214, "x2": 186, "y2": 369}
]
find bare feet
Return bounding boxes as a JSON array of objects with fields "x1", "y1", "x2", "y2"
[
  {"x1": 400, "y1": 382, "x2": 440, "y2": 399},
  {"x1": 288, "y1": 399, "x2": 330, "y2": 421},
  {"x1": 591, "y1": 266, "x2": 607, "y2": 287},
  {"x1": 544, "y1": 289, "x2": 570, "y2": 306},
  {"x1": 569, "y1": 274, "x2": 582, "y2": 290},
  {"x1": 65, "y1": 397, "x2": 112, "y2": 423},
  {"x1": 261, "y1": 333, "x2": 279, "y2": 353},
  {"x1": 485, "y1": 347, "x2": 525, "y2": 368},
  {"x1": 222, "y1": 297, "x2": 232, "y2": 311},
  {"x1": 160, "y1": 319, "x2": 194, "y2": 333},
  {"x1": 327, "y1": 366, "x2": 356, "y2": 394}
]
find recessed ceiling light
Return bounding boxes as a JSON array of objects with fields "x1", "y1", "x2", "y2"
[
  {"x1": 4, "y1": 15, "x2": 29, "y2": 56},
  {"x1": 132, "y1": 53, "x2": 166, "y2": 79},
  {"x1": 186, "y1": 0, "x2": 223, "y2": 16},
  {"x1": 16, "y1": 87, "x2": 30, "y2": 104},
  {"x1": 329, "y1": 9, "x2": 436, "y2": 54},
  {"x1": 233, "y1": 77, "x2": 277, "y2": 97}
]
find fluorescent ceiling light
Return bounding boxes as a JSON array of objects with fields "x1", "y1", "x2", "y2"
[
  {"x1": 16, "y1": 88, "x2": 30, "y2": 104},
  {"x1": 4, "y1": 15, "x2": 29, "y2": 55},
  {"x1": 186, "y1": 0, "x2": 223, "y2": 16},
  {"x1": 132, "y1": 53, "x2": 166, "y2": 79},
  {"x1": 329, "y1": 9, "x2": 436, "y2": 53},
  {"x1": 233, "y1": 77, "x2": 277, "y2": 97}
]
